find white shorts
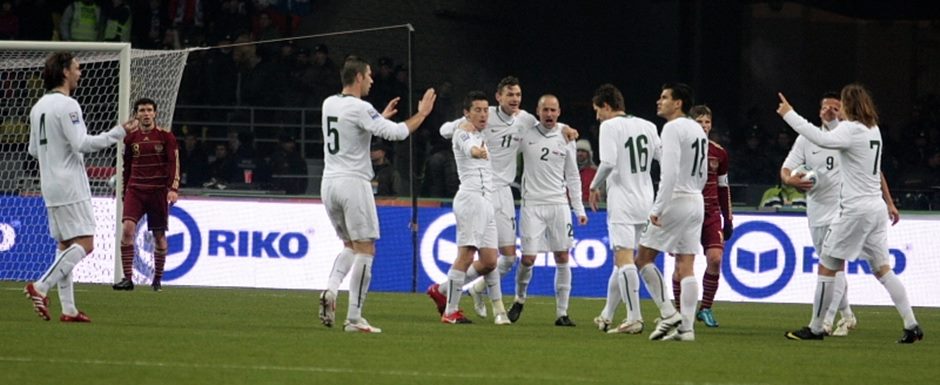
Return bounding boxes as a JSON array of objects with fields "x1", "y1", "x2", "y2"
[
  {"x1": 609, "y1": 222, "x2": 645, "y2": 250},
  {"x1": 321, "y1": 177, "x2": 379, "y2": 241},
  {"x1": 454, "y1": 191, "x2": 497, "y2": 249},
  {"x1": 520, "y1": 204, "x2": 573, "y2": 255},
  {"x1": 639, "y1": 194, "x2": 703, "y2": 255},
  {"x1": 489, "y1": 185, "x2": 517, "y2": 248},
  {"x1": 47, "y1": 200, "x2": 96, "y2": 241},
  {"x1": 819, "y1": 206, "x2": 889, "y2": 270}
]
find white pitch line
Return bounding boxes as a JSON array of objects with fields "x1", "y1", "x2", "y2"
[{"x1": 0, "y1": 356, "x2": 605, "y2": 383}]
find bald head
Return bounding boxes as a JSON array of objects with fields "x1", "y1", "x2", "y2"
[{"x1": 537, "y1": 94, "x2": 560, "y2": 128}]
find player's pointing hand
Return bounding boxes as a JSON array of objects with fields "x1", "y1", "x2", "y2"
[{"x1": 776, "y1": 92, "x2": 793, "y2": 117}]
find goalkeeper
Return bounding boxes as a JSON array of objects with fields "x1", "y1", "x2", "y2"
[{"x1": 112, "y1": 98, "x2": 180, "y2": 292}]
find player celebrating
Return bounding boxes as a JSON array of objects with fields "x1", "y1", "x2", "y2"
[
  {"x1": 635, "y1": 83, "x2": 707, "y2": 342},
  {"x1": 112, "y1": 98, "x2": 179, "y2": 292},
  {"x1": 588, "y1": 84, "x2": 661, "y2": 334},
  {"x1": 676, "y1": 105, "x2": 732, "y2": 328},
  {"x1": 511, "y1": 95, "x2": 587, "y2": 326},
  {"x1": 431, "y1": 91, "x2": 502, "y2": 324},
  {"x1": 25, "y1": 52, "x2": 136, "y2": 322},
  {"x1": 438, "y1": 76, "x2": 577, "y2": 321},
  {"x1": 778, "y1": 86, "x2": 922, "y2": 343},
  {"x1": 317, "y1": 56, "x2": 436, "y2": 333}
]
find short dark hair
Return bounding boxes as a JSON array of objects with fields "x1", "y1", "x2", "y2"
[
  {"x1": 662, "y1": 82, "x2": 694, "y2": 114},
  {"x1": 821, "y1": 91, "x2": 840, "y2": 101},
  {"x1": 496, "y1": 76, "x2": 520, "y2": 95},
  {"x1": 463, "y1": 90, "x2": 488, "y2": 111},
  {"x1": 689, "y1": 105, "x2": 712, "y2": 119},
  {"x1": 43, "y1": 52, "x2": 75, "y2": 91},
  {"x1": 340, "y1": 55, "x2": 369, "y2": 86},
  {"x1": 133, "y1": 97, "x2": 158, "y2": 112},
  {"x1": 592, "y1": 84, "x2": 625, "y2": 111}
]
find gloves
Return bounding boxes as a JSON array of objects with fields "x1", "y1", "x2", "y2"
[{"x1": 722, "y1": 220, "x2": 734, "y2": 241}]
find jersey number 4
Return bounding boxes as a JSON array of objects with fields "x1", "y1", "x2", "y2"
[
  {"x1": 326, "y1": 116, "x2": 339, "y2": 154},
  {"x1": 38, "y1": 113, "x2": 48, "y2": 145}
]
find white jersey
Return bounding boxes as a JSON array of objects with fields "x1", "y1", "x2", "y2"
[
  {"x1": 592, "y1": 115, "x2": 661, "y2": 224},
  {"x1": 782, "y1": 126, "x2": 841, "y2": 227},
  {"x1": 321, "y1": 94, "x2": 409, "y2": 181},
  {"x1": 440, "y1": 106, "x2": 537, "y2": 187},
  {"x1": 27, "y1": 92, "x2": 126, "y2": 207},
  {"x1": 783, "y1": 111, "x2": 883, "y2": 214},
  {"x1": 650, "y1": 117, "x2": 707, "y2": 216},
  {"x1": 518, "y1": 123, "x2": 585, "y2": 216},
  {"x1": 452, "y1": 127, "x2": 494, "y2": 195}
]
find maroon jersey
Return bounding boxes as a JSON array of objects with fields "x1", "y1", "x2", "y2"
[
  {"x1": 122, "y1": 126, "x2": 180, "y2": 192},
  {"x1": 703, "y1": 141, "x2": 729, "y2": 216}
]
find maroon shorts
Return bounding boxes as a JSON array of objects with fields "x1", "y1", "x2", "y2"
[
  {"x1": 123, "y1": 187, "x2": 169, "y2": 231},
  {"x1": 700, "y1": 211, "x2": 724, "y2": 251}
]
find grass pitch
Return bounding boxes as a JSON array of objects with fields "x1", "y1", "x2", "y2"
[{"x1": 1, "y1": 281, "x2": 936, "y2": 385}]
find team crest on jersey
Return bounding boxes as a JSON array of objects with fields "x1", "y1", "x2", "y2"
[
  {"x1": 155, "y1": 144, "x2": 164, "y2": 153},
  {"x1": 69, "y1": 112, "x2": 80, "y2": 124},
  {"x1": 459, "y1": 132, "x2": 470, "y2": 142},
  {"x1": 709, "y1": 158, "x2": 719, "y2": 171},
  {"x1": 132, "y1": 143, "x2": 140, "y2": 157},
  {"x1": 368, "y1": 109, "x2": 381, "y2": 120}
]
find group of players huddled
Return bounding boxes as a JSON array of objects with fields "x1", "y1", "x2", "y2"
[{"x1": 24, "y1": 52, "x2": 922, "y2": 343}]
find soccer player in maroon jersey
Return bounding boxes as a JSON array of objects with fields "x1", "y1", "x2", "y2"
[
  {"x1": 672, "y1": 105, "x2": 733, "y2": 327},
  {"x1": 112, "y1": 98, "x2": 180, "y2": 291}
]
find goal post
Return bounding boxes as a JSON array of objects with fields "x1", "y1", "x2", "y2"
[{"x1": 0, "y1": 41, "x2": 188, "y2": 285}]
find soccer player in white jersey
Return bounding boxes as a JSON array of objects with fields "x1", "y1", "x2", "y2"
[
  {"x1": 781, "y1": 94, "x2": 900, "y2": 338},
  {"x1": 588, "y1": 84, "x2": 661, "y2": 334},
  {"x1": 317, "y1": 56, "x2": 436, "y2": 333},
  {"x1": 508, "y1": 94, "x2": 587, "y2": 326},
  {"x1": 24, "y1": 52, "x2": 137, "y2": 322},
  {"x1": 778, "y1": 85, "x2": 922, "y2": 343},
  {"x1": 635, "y1": 83, "x2": 707, "y2": 342},
  {"x1": 429, "y1": 91, "x2": 504, "y2": 324},
  {"x1": 438, "y1": 77, "x2": 577, "y2": 319}
]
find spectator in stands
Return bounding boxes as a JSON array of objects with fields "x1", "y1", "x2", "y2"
[
  {"x1": 392, "y1": 65, "x2": 409, "y2": 101},
  {"x1": 101, "y1": 0, "x2": 131, "y2": 42},
  {"x1": 423, "y1": 138, "x2": 459, "y2": 198},
  {"x1": 208, "y1": 143, "x2": 240, "y2": 185},
  {"x1": 269, "y1": 134, "x2": 307, "y2": 194},
  {"x1": 209, "y1": 0, "x2": 250, "y2": 44},
  {"x1": 169, "y1": 0, "x2": 204, "y2": 29},
  {"x1": 767, "y1": 130, "x2": 793, "y2": 168},
  {"x1": 0, "y1": 0, "x2": 18, "y2": 40},
  {"x1": 369, "y1": 57, "x2": 396, "y2": 111},
  {"x1": 179, "y1": 131, "x2": 209, "y2": 187},
  {"x1": 301, "y1": 44, "x2": 340, "y2": 107},
  {"x1": 370, "y1": 138, "x2": 400, "y2": 197},
  {"x1": 576, "y1": 139, "x2": 597, "y2": 203},
  {"x1": 204, "y1": 34, "x2": 238, "y2": 105},
  {"x1": 132, "y1": 0, "x2": 169, "y2": 49},
  {"x1": 60, "y1": 0, "x2": 101, "y2": 42},
  {"x1": 732, "y1": 129, "x2": 773, "y2": 183}
]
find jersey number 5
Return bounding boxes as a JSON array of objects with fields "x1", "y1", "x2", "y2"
[{"x1": 326, "y1": 116, "x2": 339, "y2": 154}]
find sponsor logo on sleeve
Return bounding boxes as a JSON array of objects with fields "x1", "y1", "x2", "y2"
[
  {"x1": 368, "y1": 109, "x2": 381, "y2": 120},
  {"x1": 69, "y1": 112, "x2": 80, "y2": 124}
]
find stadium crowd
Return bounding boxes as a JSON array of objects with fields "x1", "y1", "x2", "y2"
[{"x1": 2, "y1": 0, "x2": 939, "y2": 208}]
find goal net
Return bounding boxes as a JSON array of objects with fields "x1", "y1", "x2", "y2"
[{"x1": 0, "y1": 41, "x2": 188, "y2": 284}]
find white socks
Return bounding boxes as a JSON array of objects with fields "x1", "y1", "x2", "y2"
[
  {"x1": 515, "y1": 263, "x2": 533, "y2": 303},
  {"x1": 679, "y1": 276, "x2": 698, "y2": 332},
  {"x1": 879, "y1": 271, "x2": 918, "y2": 329},
  {"x1": 639, "y1": 264, "x2": 673, "y2": 318},
  {"x1": 484, "y1": 270, "x2": 505, "y2": 313},
  {"x1": 444, "y1": 268, "x2": 466, "y2": 315},
  {"x1": 58, "y1": 271, "x2": 77, "y2": 316},
  {"x1": 497, "y1": 254, "x2": 515, "y2": 276},
  {"x1": 835, "y1": 271, "x2": 854, "y2": 318},
  {"x1": 601, "y1": 267, "x2": 620, "y2": 320},
  {"x1": 326, "y1": 248, "x2": 355, "y2": 295},
  {"x1": 346, "y1": 254, "x2": 373, "y2": 322},
  {"x1": 619, "y1": 264, "x2": 642, "y2": 323},
  {"x1": 555, "y1": 263, "x2": 571, "y2": 317},
  {"x1": 809, "y1": 275, "x2": 835, "y2": 334},
  {"x1": 37, "y1": 244, "x2": 86, "y2": 294},
  {"x1": 824, "y1": 272, "x2": 847, "y2": 326}
]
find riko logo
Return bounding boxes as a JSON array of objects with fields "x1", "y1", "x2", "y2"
[
  {"x1": 0, "y1": 222, "x2": 16, "y2": 252},
  {"x1": 722, "y1": 221, "x2": 797, "y2": 299}
]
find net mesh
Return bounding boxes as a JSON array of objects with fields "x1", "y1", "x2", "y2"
[{"x1": 0, "y1": 47, "x2": 188, "y2": 282}]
